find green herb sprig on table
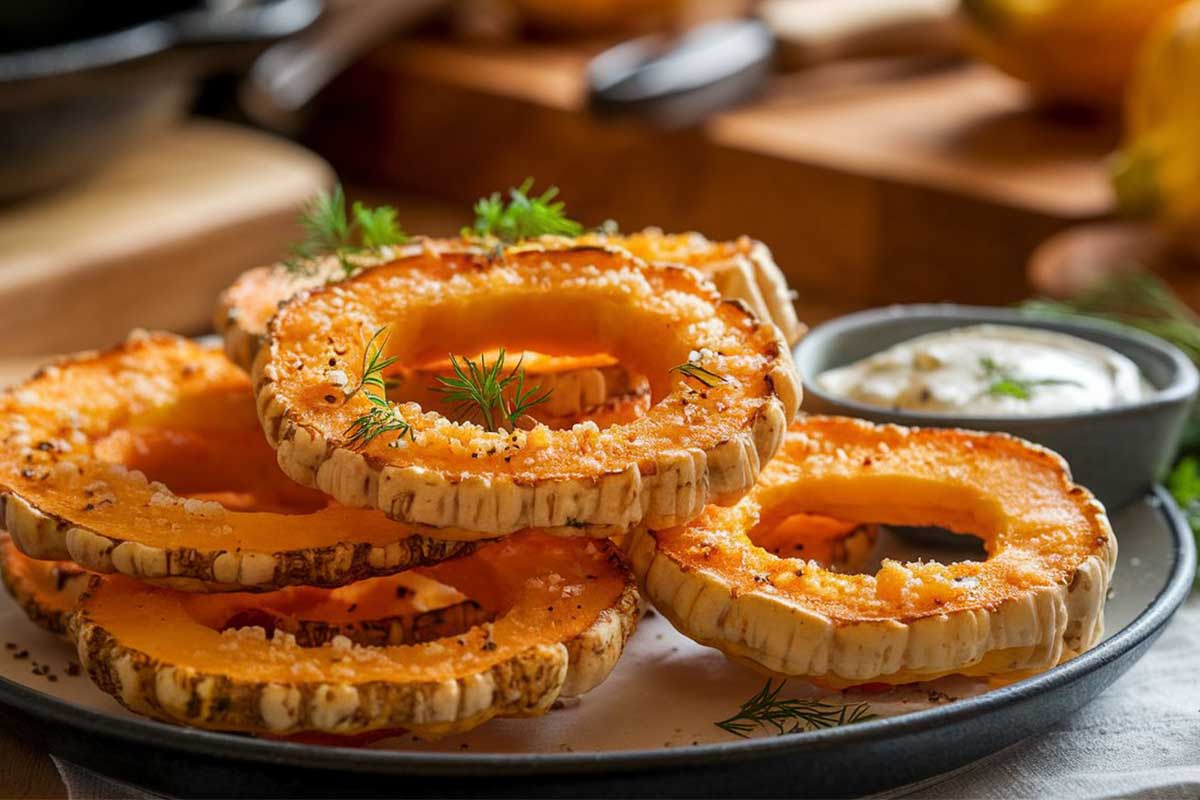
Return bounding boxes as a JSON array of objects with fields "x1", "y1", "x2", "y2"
[
  {"x1": 977, "y1": 356, "x2": 1081, "y2": 401},
  {"x1": 287, "y1": 184, "x2": 408, "y2": 277},
  {"x1": 344, "y1": 327, "x2": 413, "y2": 449},
  {"x1": 466, "y1": 178, "x2": 584, "y2": 243},
  {"x1": 434, "y1": 349, "x2": 552, "y2": 433},
  {"x1": 715, "y1": 680, "x2": 874, "y2": 738}
]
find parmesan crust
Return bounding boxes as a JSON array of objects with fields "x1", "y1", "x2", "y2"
[{"x1": 254, "y1": 244, "x2": 800, "y2": 536}]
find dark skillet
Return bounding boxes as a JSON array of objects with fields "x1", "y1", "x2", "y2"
[{"x1": 0, "y1": 0, "x2": 321, "y2": 202}]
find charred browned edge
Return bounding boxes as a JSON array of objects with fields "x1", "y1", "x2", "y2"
[
  {"x1": 1, "y1": 488, "x2": 482, "y2": 591},
  {"x1": 0, "y1": 539, "x2": 83, "y2": 636},
  {"x1": 71, "y1": 613, "x2": 566, "y2": 734},
  {"x1": 567, "y1": 547, "x2": 641, "y2": 661},
  {"x1": 281, "y1": 600, "x2": 492, "y2": 648},
  {"x1": 213, "y1": 598, "x2": 492, "y2": 648}
]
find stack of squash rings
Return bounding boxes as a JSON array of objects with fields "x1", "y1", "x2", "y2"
[{"x1": 0, "y1": 225, "x2": 1115, "y2": 740}]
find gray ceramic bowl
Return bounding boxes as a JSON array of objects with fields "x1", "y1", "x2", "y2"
[{"x1": 794, "y1": 304, "x2": 1200, "y2": 511}]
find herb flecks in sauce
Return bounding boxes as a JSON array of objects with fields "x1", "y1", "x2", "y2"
[{"x1": 978, "y1": 356, "x2": 1082, "y2": 401}]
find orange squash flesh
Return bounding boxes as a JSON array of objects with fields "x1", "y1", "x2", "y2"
[
  {"x1": 748, "y1": 513, "x2": 877, "y2": 571},
  {"x1": 0, "y1": 333, "x2": 476, "y2": 590},
  {"x1": 0, "y1": 536, "x2": 87, "y2": 635},
  {"x1": 73, "y1": 533, "x2": 639, "y2": 736},
  {"x1": 627, "y1": 416, "x2": 1116, "y2": 685},
  {"x1": 256, "y1": 244, "x2": 799, "y2": 535}
]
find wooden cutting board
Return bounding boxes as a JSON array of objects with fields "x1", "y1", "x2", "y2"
[
  {"x1": 309, "y1": 39, "x2": 1119, "y2": 321},
  {"x1": 0, "y1": 121, "x2": 334, "y2": 361}
]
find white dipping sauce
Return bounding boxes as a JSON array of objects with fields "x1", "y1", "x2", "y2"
[{"x1": 816, "y1": 324, "x2": 1152, "y2": 416}]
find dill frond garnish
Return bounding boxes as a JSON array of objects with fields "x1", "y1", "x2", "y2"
[
  {"x1": 671, "y1": 361, "x2": 727, "y2": 389},
  {"x1": 434, "y1": 348, "x2": 552, "y2": 433},
  {"x1": 977, "y1": 356, "x2": 1080, "y2": 401},
  {"x1": 715, "y1": 680, "x2": 875, "y2": 738},
  {"x1": 345, "y1": 327, "x2": 412, "y2": 448},
  {"x1": 465, "y1": 178, "x2": 583, "y2": 242},
  {"x1": 286, "y1": 184, "x2": 408, "y2": 277}
]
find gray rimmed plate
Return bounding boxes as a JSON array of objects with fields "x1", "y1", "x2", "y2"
[
  {"x1": 794, "y1": 304, "x2": 1200, "y2": 511},
  {"x1": 0, "y1": 488, "x2": 1191, "y2": 798}
]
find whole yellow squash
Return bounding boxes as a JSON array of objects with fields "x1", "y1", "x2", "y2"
[
  {"x1": 1112, "y1": 1, "x2": 1200, "y2": 258},
  {"x1": 960, "y1": 0, "x2": 1187, "y2": 108}
]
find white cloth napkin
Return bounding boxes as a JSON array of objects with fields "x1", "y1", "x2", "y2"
[{"x1": 52, "y1": 595, "x2": 1200, "y2": 799}]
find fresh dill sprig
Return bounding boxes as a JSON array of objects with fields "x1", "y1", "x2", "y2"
[
  {"x1": 286, "y1": 184, "x2": 408, "y2": 277},
  {"x1": 465, "y1": 179, "x2": 584, "y2": 242},
  {"x1": 346, "y1": 327, "x2": 398, "y2": 399},
  {"x1": 715, "y1": 680, "x2": 875, "y2": 738},
  {"x1": 671, "y1": 361, "x2": 727, "y2": 389},
  {"x1": 434, "y1": 349, "x2": 552, "y2": 433},
  {"x1": 345, "y1": 392, "x2": 414, "y2": 449},
  {"x1": 977, "y1": 356, "x2": 1080, "y2": 401},
  {"x1": 345, "y1": 328, "x2": 412, "y2": 448}
]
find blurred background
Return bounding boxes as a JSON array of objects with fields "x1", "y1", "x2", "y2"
[{"x1": 2, "y1": 0, "x2": 1200, "y2": 377}]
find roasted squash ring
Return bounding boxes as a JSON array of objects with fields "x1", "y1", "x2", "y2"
[
  {"x1": 217, "y1": 253, "x2": 642, "y2": 424},
  {"x1": 0, "y1": 535, "x2": 480, "y2": 644},
  {"x1": 217, "y1": 231, "x2": 802, "y2": 370},
  {"x1": 255, "y1": 244, "x2": 799, "y2": 536},
  {"x1": 0, "y1": 535, "x2": 87, "y2": 636},
  {"x1": 0, "y1": 332, "x2": 476, "y2": 591},
  {"x1": 71, "y1": 533, "x2": 639, "y2": 737},
  {"x1": 627, "y1": 416, "x2": 1116, "y2": 687}
]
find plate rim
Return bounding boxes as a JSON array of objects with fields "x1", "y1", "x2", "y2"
[{"x1": 0, "y1": 486, "x2": 1193, "y2": 777}]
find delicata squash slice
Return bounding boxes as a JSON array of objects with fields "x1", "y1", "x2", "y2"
[
  {"x1": 0, "y1": 535, "x2": 484, "y2": 645},
  {"x1": 217, "y1": 229, "x2": 803, "y2": 372},
  {"x1": 0, "y1": 332, "x2": 475, "y2": 591},
  {"x1": 255, "y1": 243, "x2": 800, "y2": 536},
  {"x1": 217, "y1": 248, "x2": 643, "y2": 424},
  {"x1": 72, "y1": 533, "x2": 638, "y2": 737},
  {"x1": 627, "y1": 416, "x2": 1116, "y2": 687},
  {"x1": 0, "y1": 534, "x2": 88, "y2": 636}
]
